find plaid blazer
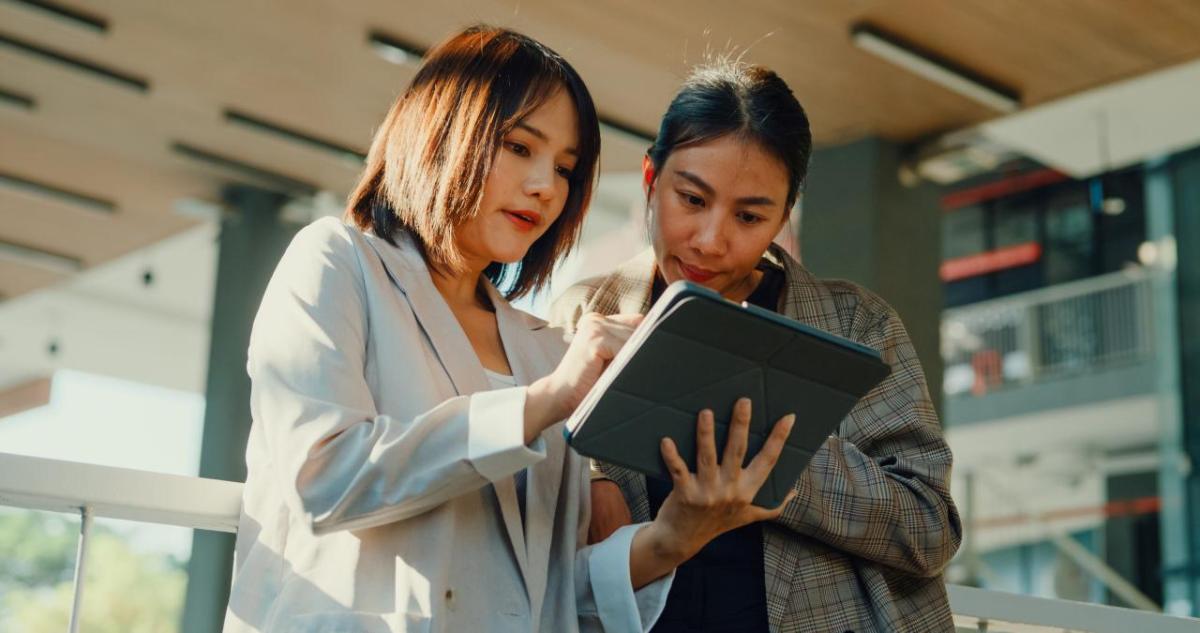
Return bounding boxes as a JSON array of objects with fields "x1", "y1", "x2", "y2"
[{"x1": 549, "y1": 246, "x2": 961, "y2": 633}]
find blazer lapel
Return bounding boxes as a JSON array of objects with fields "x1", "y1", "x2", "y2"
[
  {"x1": 491, "y1": 286, "x2": 562, "y2": 620},
  {"x1": 491, "y1": 474, "x2": 530, "y2": 590},
  {"x1": 361, "y1": 232, "x2": 493, "y2": 397},
  {"x1": 768, "y1": 243, "x2": 845, "y2": 336},
  {"x1": 360, "y1": 232, "x2": 532, "y2": 585}
]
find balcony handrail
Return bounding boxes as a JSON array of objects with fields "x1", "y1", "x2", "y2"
[
  {"x1": 943, "y1": 266, "x2": 1152, "y2": 320},
  {"x1": 2, "y1": 451, "x2": 1197, "y2": 632},
  {"x1": 946, "y1": 584, "x2": 1196, "y2": 632},
  {"x1": 0, "y1": 451, "x2": 241, "y2": 533}
]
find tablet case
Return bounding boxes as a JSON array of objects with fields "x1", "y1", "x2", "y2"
[{"x1": 565, "y1": 281, "x2": 892, "y2": 507}]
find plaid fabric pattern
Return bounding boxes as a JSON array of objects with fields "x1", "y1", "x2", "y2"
[{"x1": 549, "y1": 246, "x2": 961, "y2": 633}]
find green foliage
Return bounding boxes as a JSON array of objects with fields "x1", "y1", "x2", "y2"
[
  {"x1": 0, "y1": 510, "x2": 78, "y2": 590},
  {"x1": 0, "y1": 510, "x2": 187, "y2": 633}
]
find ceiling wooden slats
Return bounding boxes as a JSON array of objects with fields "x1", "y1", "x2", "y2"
[{"x1": 2, "y1": 0, "x2": 1198, "y2": 301}]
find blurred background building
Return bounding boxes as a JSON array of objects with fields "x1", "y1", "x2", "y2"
[{"x1": 2, "y1": 1, "x2": 1200, "y2": 631}]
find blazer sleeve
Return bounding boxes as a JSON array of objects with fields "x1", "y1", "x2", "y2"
[
  {"x1": 571, "y1": 461, "x2": 672, "y2": 632},
  {"x1": 774, "y1": 306, "x2": 962, "y2": 577},
  {"x1": 248, "y1": 220, "x2": 546, "y2": 535}
]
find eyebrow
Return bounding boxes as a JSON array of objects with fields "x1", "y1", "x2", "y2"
[
  {"x1": 674, "y1": 170, "x2": 777, "y2": 207},
  {"x1": 515, "y1": 122, "x2": 578, "y2": 156}
]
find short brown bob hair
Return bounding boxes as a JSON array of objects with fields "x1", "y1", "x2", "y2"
[{"x1": 346, "y1": 25, "x2": 601, "y2": 300}]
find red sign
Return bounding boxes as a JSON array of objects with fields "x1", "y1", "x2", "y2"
[
  {"x1": 941, "y1": 169, "x2": 1068, "y2": 211},
  {"x1": 940, "y1": 242, "x2": 1042, "y2": 282}
]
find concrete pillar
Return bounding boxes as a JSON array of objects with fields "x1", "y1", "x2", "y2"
[
  {"x1": 181, "y1": 185, "x2": 300, "y2": 633},
  {"x1": 801, "y1": 137, "x2": 944, "y2": 413}
]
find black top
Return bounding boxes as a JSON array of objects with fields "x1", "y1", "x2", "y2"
[{"x1": 646, "y1": 260, "x2": 784, "y2": 633}]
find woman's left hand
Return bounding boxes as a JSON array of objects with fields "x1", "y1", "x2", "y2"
[{"x1": 648, "y1": 398, "x2": 796, "y2": 562}]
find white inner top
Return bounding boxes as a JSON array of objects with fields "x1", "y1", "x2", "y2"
[{"x1": 484, "y1": 369, "x2": 517, "y2": 390}]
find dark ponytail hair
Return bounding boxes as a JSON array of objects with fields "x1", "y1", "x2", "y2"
[{"x1": 648, "y1": 62, "x2": 811, "y2": 209}]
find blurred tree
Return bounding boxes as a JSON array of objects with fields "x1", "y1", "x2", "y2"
[
  {"x1": 0, "y1": 509, "x2": 77, "y2": 590},
  {"x1": 0, "y1": 510, "x2": 186, "y2": 633}
]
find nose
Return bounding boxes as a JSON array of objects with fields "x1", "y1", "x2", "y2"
[
  {"x1": 690, "y1": 211, "x2": 728, "y2": 257},
  {"x1": 523, "y1": 158, "x2": 556, "y2": 202}
]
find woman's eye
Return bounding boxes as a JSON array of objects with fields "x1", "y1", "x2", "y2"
[
  {"x1": 737, "y1": 211, "x2": 764, "y2": 225},
  {"x1": 555, "y1": 165, "x2": 574, "y2": 179},
  {"x1": 679, "y1": 191, "x2": 705, "y2": 208},
  {"x1": 506, "y1": 141, "x2": 530, "y2": 157}
]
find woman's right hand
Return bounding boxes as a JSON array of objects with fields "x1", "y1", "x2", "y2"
[{"x1": 525, "y1": 312, "x2": 643, "y2": 442}]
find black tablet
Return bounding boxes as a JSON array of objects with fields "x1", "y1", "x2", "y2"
[{"x1": 565, "y1": 281, "x2": 891, "y2": 507}]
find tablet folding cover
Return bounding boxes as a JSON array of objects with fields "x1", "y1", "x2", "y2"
[{"x1": 566, "y1": 282, "x2": 892, "y2": 508}]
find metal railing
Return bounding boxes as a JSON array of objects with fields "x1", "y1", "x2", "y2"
[
  {"x1": 2, "y1": 451, "x2": 1198, "y2": 632},
  {"x1": 942, "y1": 268, "x2": 1155, "y2": 397},
  {"x1": 0, "y1": 452, "x2": 241, "y2": 633}
]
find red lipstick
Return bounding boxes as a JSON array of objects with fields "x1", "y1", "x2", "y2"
[
  {"x1": 503, "y1": 209, "x2": 541, "y2": 232},
  {"x1": 677, "y1": 257, "x2": 718, "y2": 283}
]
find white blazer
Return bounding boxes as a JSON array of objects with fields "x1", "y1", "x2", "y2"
[{"x1": 223, "y1": 217, "x2": 671, "y2": 633}]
